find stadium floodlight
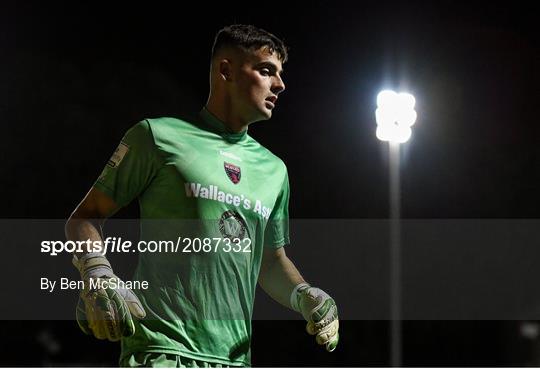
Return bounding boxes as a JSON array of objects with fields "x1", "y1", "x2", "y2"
[
  {"x1": 375, "y1": 89, "x2": 418, "y2": 366},
  {"x1": 375, "y1": 90, "x2": 417, "y2": 143}
]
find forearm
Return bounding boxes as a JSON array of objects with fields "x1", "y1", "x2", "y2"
[
  {"x1": 65, "y1": 187, "x2": 119, "y2": 257},
  {"x1": 258, "y1": 251, "x2": 305, "y2": 310},
  {"x1": 65, "y1": 217, "x2": 104, "y2": 257},
  {"x1": 68, "y1": 217, "x2": 146, "y2": 342}
]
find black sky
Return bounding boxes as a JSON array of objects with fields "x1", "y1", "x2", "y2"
[{"x1": 1, "y1": 1, "x2": 538, "y2": 219}]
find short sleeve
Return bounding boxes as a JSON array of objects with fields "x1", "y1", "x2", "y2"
[
  {"x1": 264, "y1": 172, "x2": 290, "y2": 248},
  {"x1": 93, "y1": 120, "x2": 160, "y2": 207}
]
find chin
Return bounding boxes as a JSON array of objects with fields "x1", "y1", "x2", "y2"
[
  {"x1": 246, "y1": 104, "x2": 272, "y2": 123},
  {"x1": 252, "y1": 109, "x2": 271, "y2": 122},
  {"x1": 261, "y1": 106, "x2": 273, "y2": 119}
]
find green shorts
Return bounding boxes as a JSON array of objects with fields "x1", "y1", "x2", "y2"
[{"x1": 120, "y1": 352, "x2": 242, "y2": 368}]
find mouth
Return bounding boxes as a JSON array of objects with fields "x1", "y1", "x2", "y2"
[{"x1": 265, "y1": 96, "x2": 278, "y2": 109}]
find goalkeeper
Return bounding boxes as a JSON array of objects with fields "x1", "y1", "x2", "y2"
[{"x1": 65, "y1": 24, "x2": 339, "y2": 367}]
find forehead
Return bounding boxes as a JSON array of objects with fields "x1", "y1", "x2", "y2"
[{"x1": 243, "y1": 47, "x2": 284, "y2": 71}]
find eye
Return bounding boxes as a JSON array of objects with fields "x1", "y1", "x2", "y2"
[{"x1": 259, "y1": 68, "x2": 271, "y2": 76}]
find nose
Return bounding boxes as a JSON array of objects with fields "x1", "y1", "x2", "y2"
[{"x1": 272, "y1": 74, "x2": 285, "y2": 95}]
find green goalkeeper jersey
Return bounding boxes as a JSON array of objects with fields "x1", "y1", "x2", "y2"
[{"x1": 93, "y1": 108, "x2": 290, "y2": 366}]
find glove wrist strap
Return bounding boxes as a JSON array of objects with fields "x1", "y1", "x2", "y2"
[
  {"x1": 290, "y1": 282, "x2": 311, "y2": 312},
  {"x1": 72, "y1": 252, "x2": 113, "y2": 280}
]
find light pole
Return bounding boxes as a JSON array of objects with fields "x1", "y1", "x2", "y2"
[{"x1": 375, "y1": 90, "x2": 417, "y2": 367}]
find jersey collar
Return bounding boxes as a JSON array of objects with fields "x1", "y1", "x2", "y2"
[{"x1": 199, "y1": 107, "x2": 248, "y2": 143}]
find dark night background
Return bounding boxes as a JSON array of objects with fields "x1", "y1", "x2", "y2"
[{"x1": 1, "y1": 0, "x2": 539, "y2": 366}]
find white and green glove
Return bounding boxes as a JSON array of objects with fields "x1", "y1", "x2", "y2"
[
  {"x1": 291, "y1": 283, "x2": 339, "y2": 352},
  {"x1": 73, "y1": 252, "x2": 146, "y2": 341}
]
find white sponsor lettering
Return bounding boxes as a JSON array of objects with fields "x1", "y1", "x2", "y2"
[
  {"x1": 184, "y1": 182, "x2": 271, "y2": 219},
  {"x1": 219, "y1": 150, "x2": 242, "y2": 162},
  {"x1": 185, "y1": 182, "x2": 201, "y2": 197}
]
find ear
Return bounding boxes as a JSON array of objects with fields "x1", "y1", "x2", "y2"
[{"x1": 219, "y1": 59, "x2": 233, "y2": 82}]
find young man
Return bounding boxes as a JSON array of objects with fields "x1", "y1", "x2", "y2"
[{"x1": 65, "y1": 24, "x2": 339, "y2": 367}]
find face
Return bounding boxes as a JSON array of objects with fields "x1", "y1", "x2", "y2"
[{"x1": 230, "y1": 47, "x2": 286, "y2": 124}]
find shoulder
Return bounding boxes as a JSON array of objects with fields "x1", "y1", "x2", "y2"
[
  {"x1": 144, "y1": 116, "x2": 197, "y2": 134},
  {"x1": 120, "y1": 117, "x2": 198, "y2": 155},
  {"x1": 137, "y1": 115, "x2": 200, "y2": 143}
]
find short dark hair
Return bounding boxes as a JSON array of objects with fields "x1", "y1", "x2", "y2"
[{"x1": 212, "y1": 24, "x2": 288, "y2": 63}]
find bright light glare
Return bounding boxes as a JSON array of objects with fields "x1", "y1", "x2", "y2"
[
  {"x1": 397, "y1": 92, "x2": 415, "y2": 109},
  {"x1": 377, "y1": 90, "x2": 398, "y2": 108},
  {"x1": 399, "y1": 109, "x2": 417, "y2": 127},
  {"x1": 375, "y1": 90, "x2": 417, "y2": 143}
]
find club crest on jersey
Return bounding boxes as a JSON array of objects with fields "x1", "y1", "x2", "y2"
[{"x1": 224, "y1": 162, "x2": 241, "y2": 184}]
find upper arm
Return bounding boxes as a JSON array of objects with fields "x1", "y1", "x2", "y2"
[
  {"x1": 263, "y1": 167, "x2": 290, "y2": 248},
  {"x1": 68, "y1": 121, "x2": 159, "y2": 223},
  {"x1": 93, "y1": 120, "x2": 161, "y2": 208},
  {"x1": 69, "y1": 186, "x2": 120, "y2": 221}
]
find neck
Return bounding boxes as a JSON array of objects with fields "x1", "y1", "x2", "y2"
[{"x1": 205, "y1": 97, "x2": 249, "y2": 133}]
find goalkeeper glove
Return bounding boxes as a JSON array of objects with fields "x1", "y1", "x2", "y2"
[
  {"x1": 291, "y1": 283, "x2": 339, "y2": 352},
  {"x1": 73, "y1": 252, "x2": 146, "y2": 341}
]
